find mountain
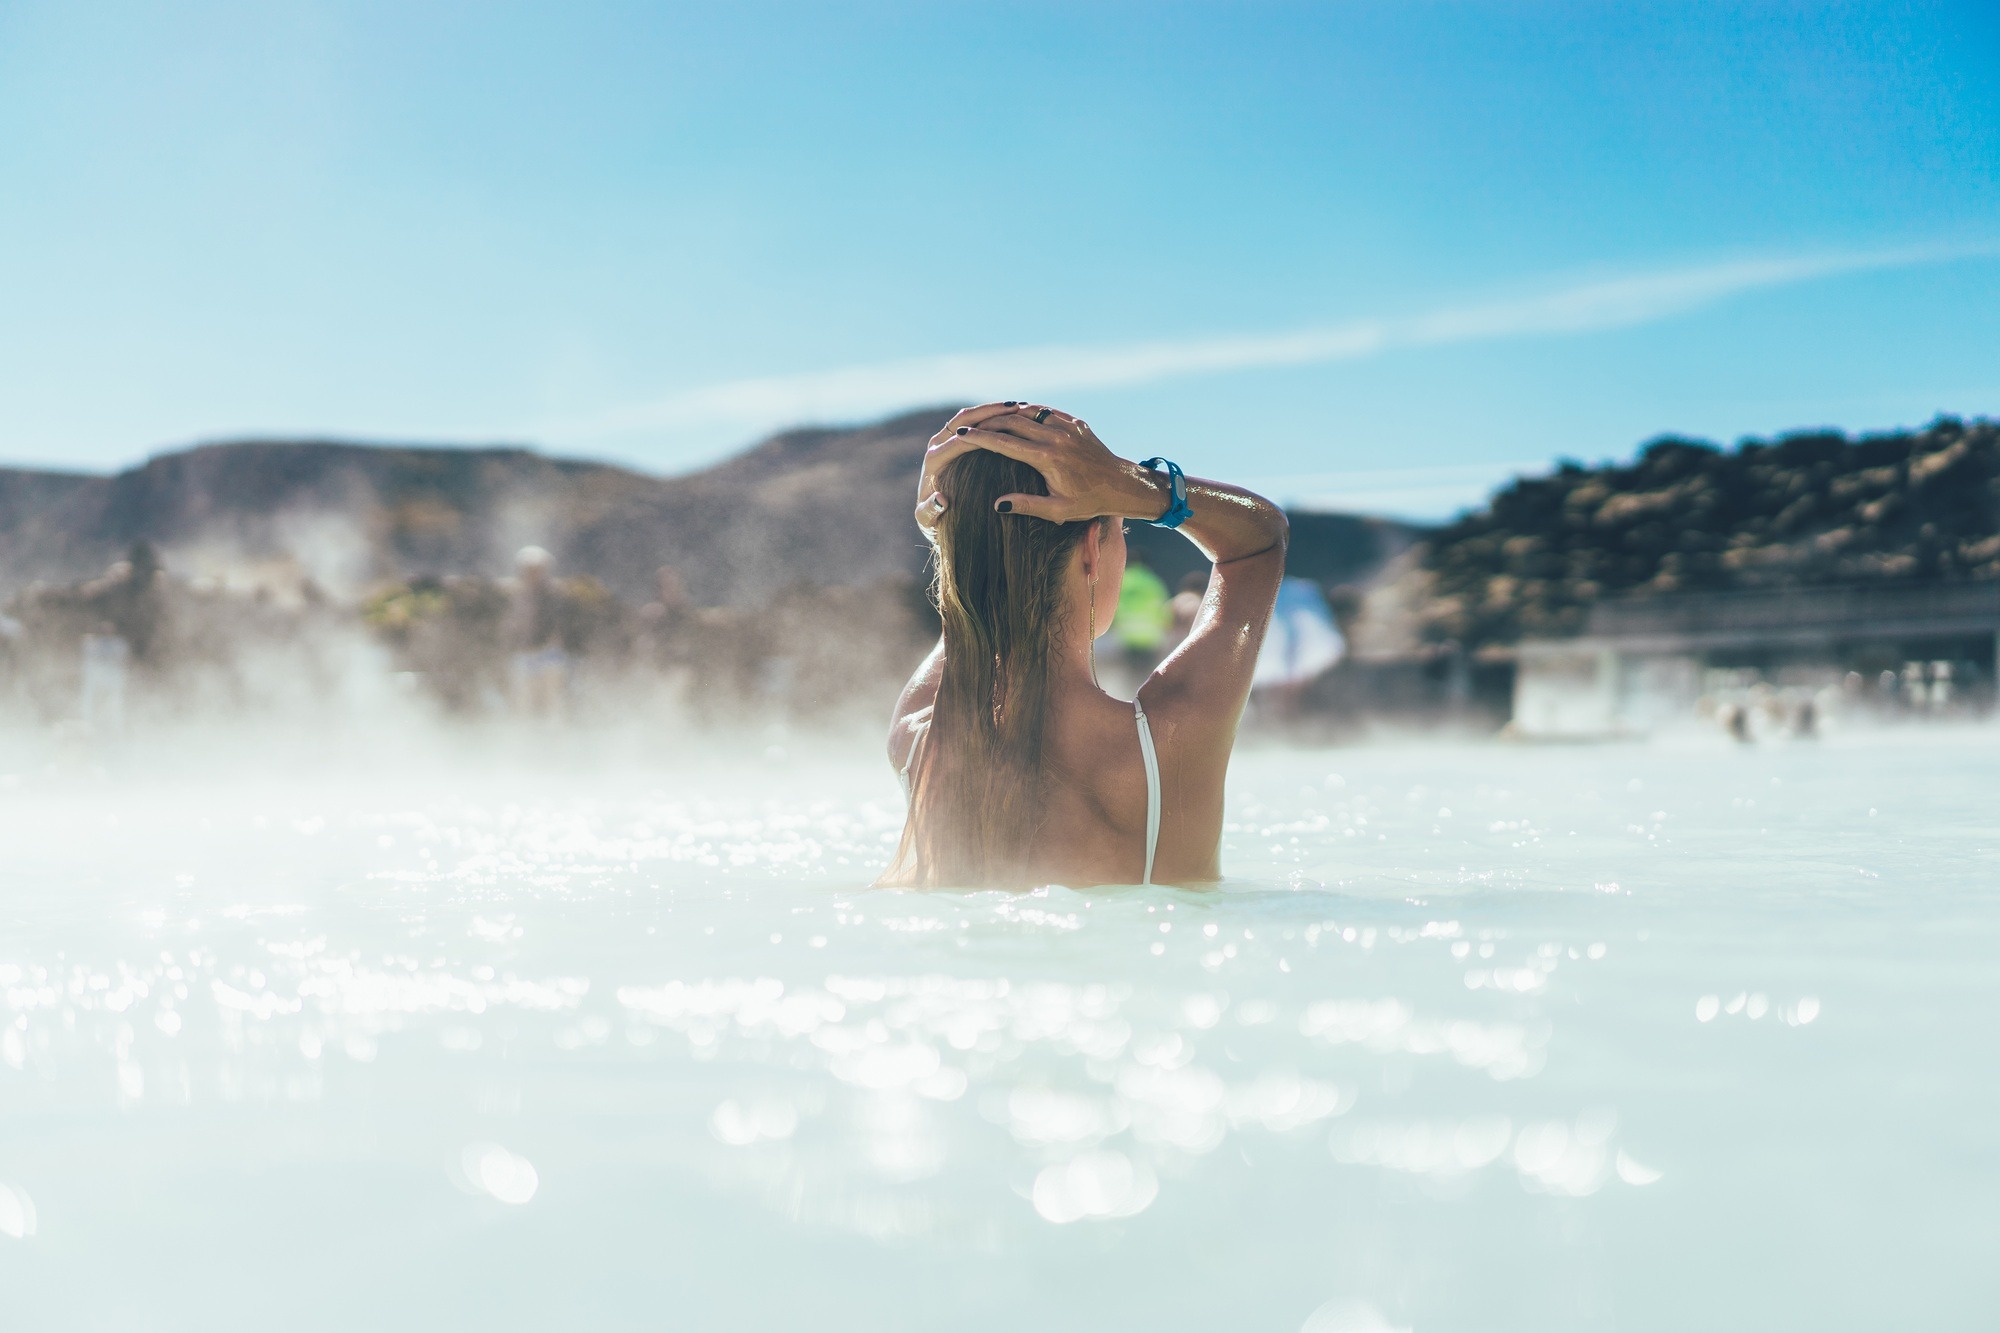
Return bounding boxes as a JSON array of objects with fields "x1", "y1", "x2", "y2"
[
  {"x1": 0, "y1": 410, "x2": 1419, "y2": 607},
  {"x1": 0, "y1": 440, "x2": 636, "y2": 597},
  {"x1": 0, "y1": 412, "x2": 939, "y2": 606}
]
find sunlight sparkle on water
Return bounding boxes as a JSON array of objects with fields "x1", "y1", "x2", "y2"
[{"x1": 0, "y1": 732, "x2": 1993, "y2": 1329}]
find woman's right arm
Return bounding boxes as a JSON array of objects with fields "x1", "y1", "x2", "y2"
[
  {"x1": 1137, "y1": 475, "x2": 1287, "y2": 744},
  {"x1": 1171, "y1": 475, "x2": 1290, "y2": 567}
]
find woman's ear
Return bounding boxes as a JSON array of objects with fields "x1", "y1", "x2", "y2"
[{"x1": 1080, "y1": 520, "x2": 1102, "y2": 579}]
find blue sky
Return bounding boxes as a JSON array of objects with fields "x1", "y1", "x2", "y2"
[{"x1": 1, "y1": 1, "x2": 1996, "y2": 517}]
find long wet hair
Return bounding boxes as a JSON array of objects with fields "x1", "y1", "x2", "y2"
[{"x1": 888, "y1": 449, "x2": 1102, "y2": 888}]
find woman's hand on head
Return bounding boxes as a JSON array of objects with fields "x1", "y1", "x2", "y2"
[
  {"x1": 915, "y1": 402, "x2": 1024, "y2": 537},
  {"x1": 922, "y1": 403, "x2": 1166, "y2": 525}
]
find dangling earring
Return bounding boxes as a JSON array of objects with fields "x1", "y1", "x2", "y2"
[{"x1": 1087, "y1": 571, "x2": 1100, "y2": 689}]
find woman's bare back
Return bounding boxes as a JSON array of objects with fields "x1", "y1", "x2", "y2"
[{"x1": 949, "y1": 681, "x2": 1221, "y2": 887}]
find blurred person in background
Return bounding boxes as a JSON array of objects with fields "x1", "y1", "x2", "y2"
[
  {"x1": 59, "y1": 543, "x2": 168, "y2": 674},
  {"x1": 1249, "y1": 577, "x2": 1345, "y2": 724},
  {"x1": 1107, "y1": 560, "x2": 1173, "y2": 686},
  {"x1": 1793, "y1": 693, "x2": 1820, "y2": 739},
  {"x1": 79, "y1": 621, "x2": 129, "y2": 737},
  {"x1": 690, "y1": 606, "x2": 771, "y2": 722},
  {"x1": 506, "y1": 546, "x2": 568, "y2": 719},
  {"x1": 881, "y1": 402, "x2": 1286, "y2": 888},
  {"x1": 1165, "y1": 572, "x2": 1206, "y2": 656},
  {"x1": 92, "y1": 542, "x2": 166, "y2": 665},
  {"x1": 638, "y1": 565, "x2": 695, "y2": 675}
]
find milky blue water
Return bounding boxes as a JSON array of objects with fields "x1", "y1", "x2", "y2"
[{"x1": 1, "y1": 728, "x2": 1993, "y2": 1331}]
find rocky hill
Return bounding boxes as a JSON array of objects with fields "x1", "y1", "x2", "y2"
[
  {"x1": 0, "y1": 414, "x2": 942, "y2": 607},
  {"x1": 0, "y1": 410, "x2": 1418, "y2": 607},
  {"x1": 1418, "y1": 416, "x2": 2000, "y2": 649}
]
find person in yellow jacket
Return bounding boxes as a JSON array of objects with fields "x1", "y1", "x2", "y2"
[{"x1": 1110, "y1": 561, "x2": 1172, "y2": 659}]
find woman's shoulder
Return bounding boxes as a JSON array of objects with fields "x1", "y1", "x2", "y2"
[
  {"x1": 1040, "y1": 687, "x2": 1130, "y2": 759},
  {"x1": 1133, "y1": 673, "x2": 1237, "y2": 781}
]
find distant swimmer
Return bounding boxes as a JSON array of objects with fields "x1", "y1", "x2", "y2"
[{"x1": 880, "y1": 403, "x2": 1287, "y2": 888}]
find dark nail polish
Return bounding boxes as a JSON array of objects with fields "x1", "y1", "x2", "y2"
[
  {"x1": 1003, "y1": 400, "x2": 1019, "y2": 406},
  {"x1": 955, "y1": 426, "x2": 968, "y2": 435},
  {"x1": 996, "y1": 500, "x2": 1013, "y2": 513}
]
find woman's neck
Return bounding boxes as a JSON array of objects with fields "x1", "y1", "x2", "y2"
[
  {"x1": 1046, "y1": 576, "x2": 1111, "y2": 699},
  {"x1": 1048, "y1": 621, "x2": 1108, "y2": 699}
]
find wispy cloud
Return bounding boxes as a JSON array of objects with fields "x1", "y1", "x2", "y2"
[{"x1": 536, "y1": 241, "x2": 1996, "y2": 447}]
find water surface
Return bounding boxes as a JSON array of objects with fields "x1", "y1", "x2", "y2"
[{"x1": 1, "y1": 730, "x2": 1993, "y2": 1330}]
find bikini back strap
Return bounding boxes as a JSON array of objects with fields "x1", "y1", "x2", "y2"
[{"x1": 1134, "y1": 699, "x2": 1162, "y2": 886}]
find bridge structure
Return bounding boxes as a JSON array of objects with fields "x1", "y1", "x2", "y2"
[{"x1": 1512, "y1": 582, "x2": 2000, "y2": 738}]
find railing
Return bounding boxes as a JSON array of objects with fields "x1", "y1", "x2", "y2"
[{"x1": 1587, "y1": 581, "x2": 2000, "y2": 638}]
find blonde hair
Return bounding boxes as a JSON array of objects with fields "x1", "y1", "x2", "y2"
[{"x1": 885, "y1": 450, "x2": 1102, "y2": 887}]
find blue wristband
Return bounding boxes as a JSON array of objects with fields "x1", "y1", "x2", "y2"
[{"x1": 1139, "y1": 457, "x2": 1192, "y2": 529}]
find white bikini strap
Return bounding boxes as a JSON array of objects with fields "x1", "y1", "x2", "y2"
[{"x1": 1134, "y1": 699, "x2": 1162, "y2": 886}]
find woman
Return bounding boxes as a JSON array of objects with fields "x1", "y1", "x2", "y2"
[{"x1": 880, "y1": 402, "x2": 1288, "y2": 888}]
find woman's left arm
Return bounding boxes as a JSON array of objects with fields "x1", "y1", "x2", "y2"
[{"x1": 887, "y1": 636, "x2": 945, "y2": 772}]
